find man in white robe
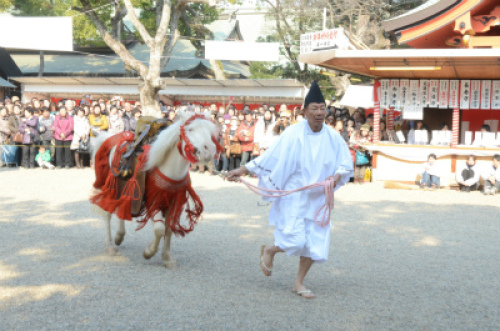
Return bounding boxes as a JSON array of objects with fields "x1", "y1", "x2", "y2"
[{"x1": 226, "y1": 81, "x2": 353, "y2": 298}]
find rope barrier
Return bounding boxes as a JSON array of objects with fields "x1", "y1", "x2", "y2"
[{"x1": 0, "y1": 143, "x2": 77, "y2": 148}]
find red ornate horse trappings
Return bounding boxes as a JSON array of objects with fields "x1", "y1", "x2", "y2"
[{"x1": 90, "y1": 131, "x2": 203, "y2": 236}]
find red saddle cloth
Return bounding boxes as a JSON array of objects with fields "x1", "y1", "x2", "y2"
[{"x1": 90, "y1": 132, "x2": 203, "y2": 236}]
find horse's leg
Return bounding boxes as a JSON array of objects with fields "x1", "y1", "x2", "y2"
[
  {"x1": 143, "y1": 215, "x2": 165, "y2": 260},
  {"x1": 115, "y1": 219, "x2": 126, "y2": 246},
  {"x1": 103, "y1": 211, "x2": 118, "y2": 255},
  {"x1": 161, "y1": 227, "x2": 176, "y2": 269}
]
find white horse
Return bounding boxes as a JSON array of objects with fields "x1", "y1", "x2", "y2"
[{"x1": 92, "y1": 112, "x2": 219, "y2": 268}]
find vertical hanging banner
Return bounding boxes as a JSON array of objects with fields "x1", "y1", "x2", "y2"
[
  {"x1": 429, "y1": 80, "x2": 439, "y2": 108},
  {"x1": 439, "y1": 80, "x2": 449, "y2": 109},
  {"x1": 470, "y1": 80, "x2": 481, "y2": 109},
  {"x1": 399, "y1": 79, "x2": 410, "y2": 111},
  {"x1": 449, "y1": 80, "x2": 459, "y2": 108},
  {"x1": 492, "y1": 81, "x2": 500, "y2": 110},
  {"x1": 389, "y1": 79, "x2": 399, "y2": 108},
  {"x1": 481, "y1": 80, "x2": 492, "y2": 110},
  {"x1": 380, "y1": 79, "x2": 390, "y2": 109},
  {"x1": 409, "y1": 80, "x2": 420, "y2": 111},
  {"x1": 419, "y1": 80, "x2": 429, "y2": 108},
  {"x1": 460, "y1": 80, "x2": 471, "y2": 109}
]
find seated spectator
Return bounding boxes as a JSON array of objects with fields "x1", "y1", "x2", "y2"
[
  {"x1": 35, "y1": 146, "x2": 55, "y2": 169},
  {"x1": 408, "y1": 120, "x2": 429, "y2": 145},
  {"x1": 420, "y1": 153, "x2": 440, "y2": 190},
  {"x1": 456, "y1": 155, "x2": 480, "y2": 192},
  {"x1": 482, "y1": 154, "x2": 500, "y2": 195},
  {"x1": 379, "y1": 121, "x2": 389, "y2": 141}
]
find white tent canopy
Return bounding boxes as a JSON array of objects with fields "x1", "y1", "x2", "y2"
[{"x1": 339, "y1": 85, "x2": 374, "y2": 109}]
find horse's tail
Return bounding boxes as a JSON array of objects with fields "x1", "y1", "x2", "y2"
[{"x1": 92, "y1": 132, "x2": 113, "y2": 161}]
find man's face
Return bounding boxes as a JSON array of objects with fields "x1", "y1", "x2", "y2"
[
  {"x1": 245, "y1": 114, "x2": 253, "y2": 122},
  {"x1": 429, "y1": 158, "x2": 436, "y2": 166},
  {"x1": 124, "y1": 102, "x2": 131, "y2": 111},
  {"x1": 493, "y1": 158, "x2": 500, "y2": 168},
  {"x1": 305, "y1": 102, "x2": 327, "y2": 128},
  {"x1": 33, "y1": 100, "x2": 41, "y2": 109},
  {"x1": 43, "y1": 100, "x2": 50, "y2": 108}
]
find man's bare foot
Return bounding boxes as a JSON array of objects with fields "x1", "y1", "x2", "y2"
[
  {"x1": 292, "y1": 285, "x2": 315, "y2": 299},
  {"x1": 260, "y1": 245, "x2": 274, "y2": 276}
]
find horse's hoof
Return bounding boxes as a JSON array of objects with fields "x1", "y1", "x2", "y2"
[
  {"x1": 115, "y1": 232, "x2": 125, "y2": 246},
  {"x1": 163, "y1": 259, "x2": 176, "y2": 269},
  {"x1": 143, "y1": 249, "x2": 154, "y2": 260},
  {"x1": 106, "y1": 246, "x2": 118, "y2": 256}
]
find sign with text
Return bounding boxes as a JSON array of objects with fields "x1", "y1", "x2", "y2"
[
  {"x1": 300, "y1": 28, "x2": 351, "y2": 54},
  {"x1": 399, "y1": 79, "x2": 410, "y2": 111},
  {"x1": 390, "y1": 79, "x2": 400, "y2": 108},
  {"x1": 470, "y1": 80, "x2": 481, "y2": 109},
  {"x1": 429, "y1": 80, "x2": 439, "y2": 108},
  {"x1": 419, "y1": 80, "x2": 429, "y2": 108},
  {"x1": 481, "y1": 80, "x2": 491, "y2": 109},
  {"x1": 460, "y1": 80, "x2": 471, "y2": 109},
  {"x1": 492, "y1": 81, "x2": 500, "y2": 110},
  {"x1": 439, "y1": 80, "x2": 449, "y2": 109},
  {"x1": 380, "y1": 79, "x2": 390, "y2": 108}
]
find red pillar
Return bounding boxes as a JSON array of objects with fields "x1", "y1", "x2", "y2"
[{"x1": 373, "y1": 80, "x2": 381, "y2": 143}]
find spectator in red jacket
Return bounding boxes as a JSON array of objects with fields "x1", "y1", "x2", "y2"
[
  {"x1": 236, "y1": 109, "x2": 256, "y2": 167},
  {"x1": 54, "y1": 107, "x2": 74, "y2": 169}
]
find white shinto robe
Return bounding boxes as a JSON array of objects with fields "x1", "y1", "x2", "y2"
[{"x1": 245, "y1": 120, "x2": 354, "y2": 262}]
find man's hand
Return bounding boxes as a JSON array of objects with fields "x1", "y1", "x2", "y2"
[
  {"x1": 225, "y1": 166, "x2": 248, "y2": 182},
  {"x1": 326, "y1": 173, "x2": 341, "y2": 188}
]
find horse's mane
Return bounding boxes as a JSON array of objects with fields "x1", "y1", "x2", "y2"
[{"x1": 145, "y1": 113, "x2": 187, "y2": 170}]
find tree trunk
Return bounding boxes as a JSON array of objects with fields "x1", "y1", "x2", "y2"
[
  {"x1": 210, "y1": 59, "x2": 225, "y2": 79},
  {"x1": 139, "y1": 81, "x2": 161, "y2": 117}
]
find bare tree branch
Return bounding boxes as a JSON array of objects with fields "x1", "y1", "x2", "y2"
[
  {"x1": 79, "y1": 0, "x2": 148, "y2": 77},
  {"x1": 122, "y1": 0, "x2": 153, "y2": 45},
  {"x1": 155, "y1": 0, "x2": 172, "y2": 45}
]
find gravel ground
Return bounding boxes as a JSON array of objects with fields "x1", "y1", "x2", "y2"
[{"x1": 0, "y1": 167, "x2": 499, "y2": 331}]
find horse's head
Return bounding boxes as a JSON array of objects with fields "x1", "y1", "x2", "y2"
[{"x1": 177, "y1": 113, "x2": 223, "y2": 164}]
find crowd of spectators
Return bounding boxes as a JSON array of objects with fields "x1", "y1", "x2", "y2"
[{"x1": 2, "y1": 95, "x2": 498, "y2": 194}]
